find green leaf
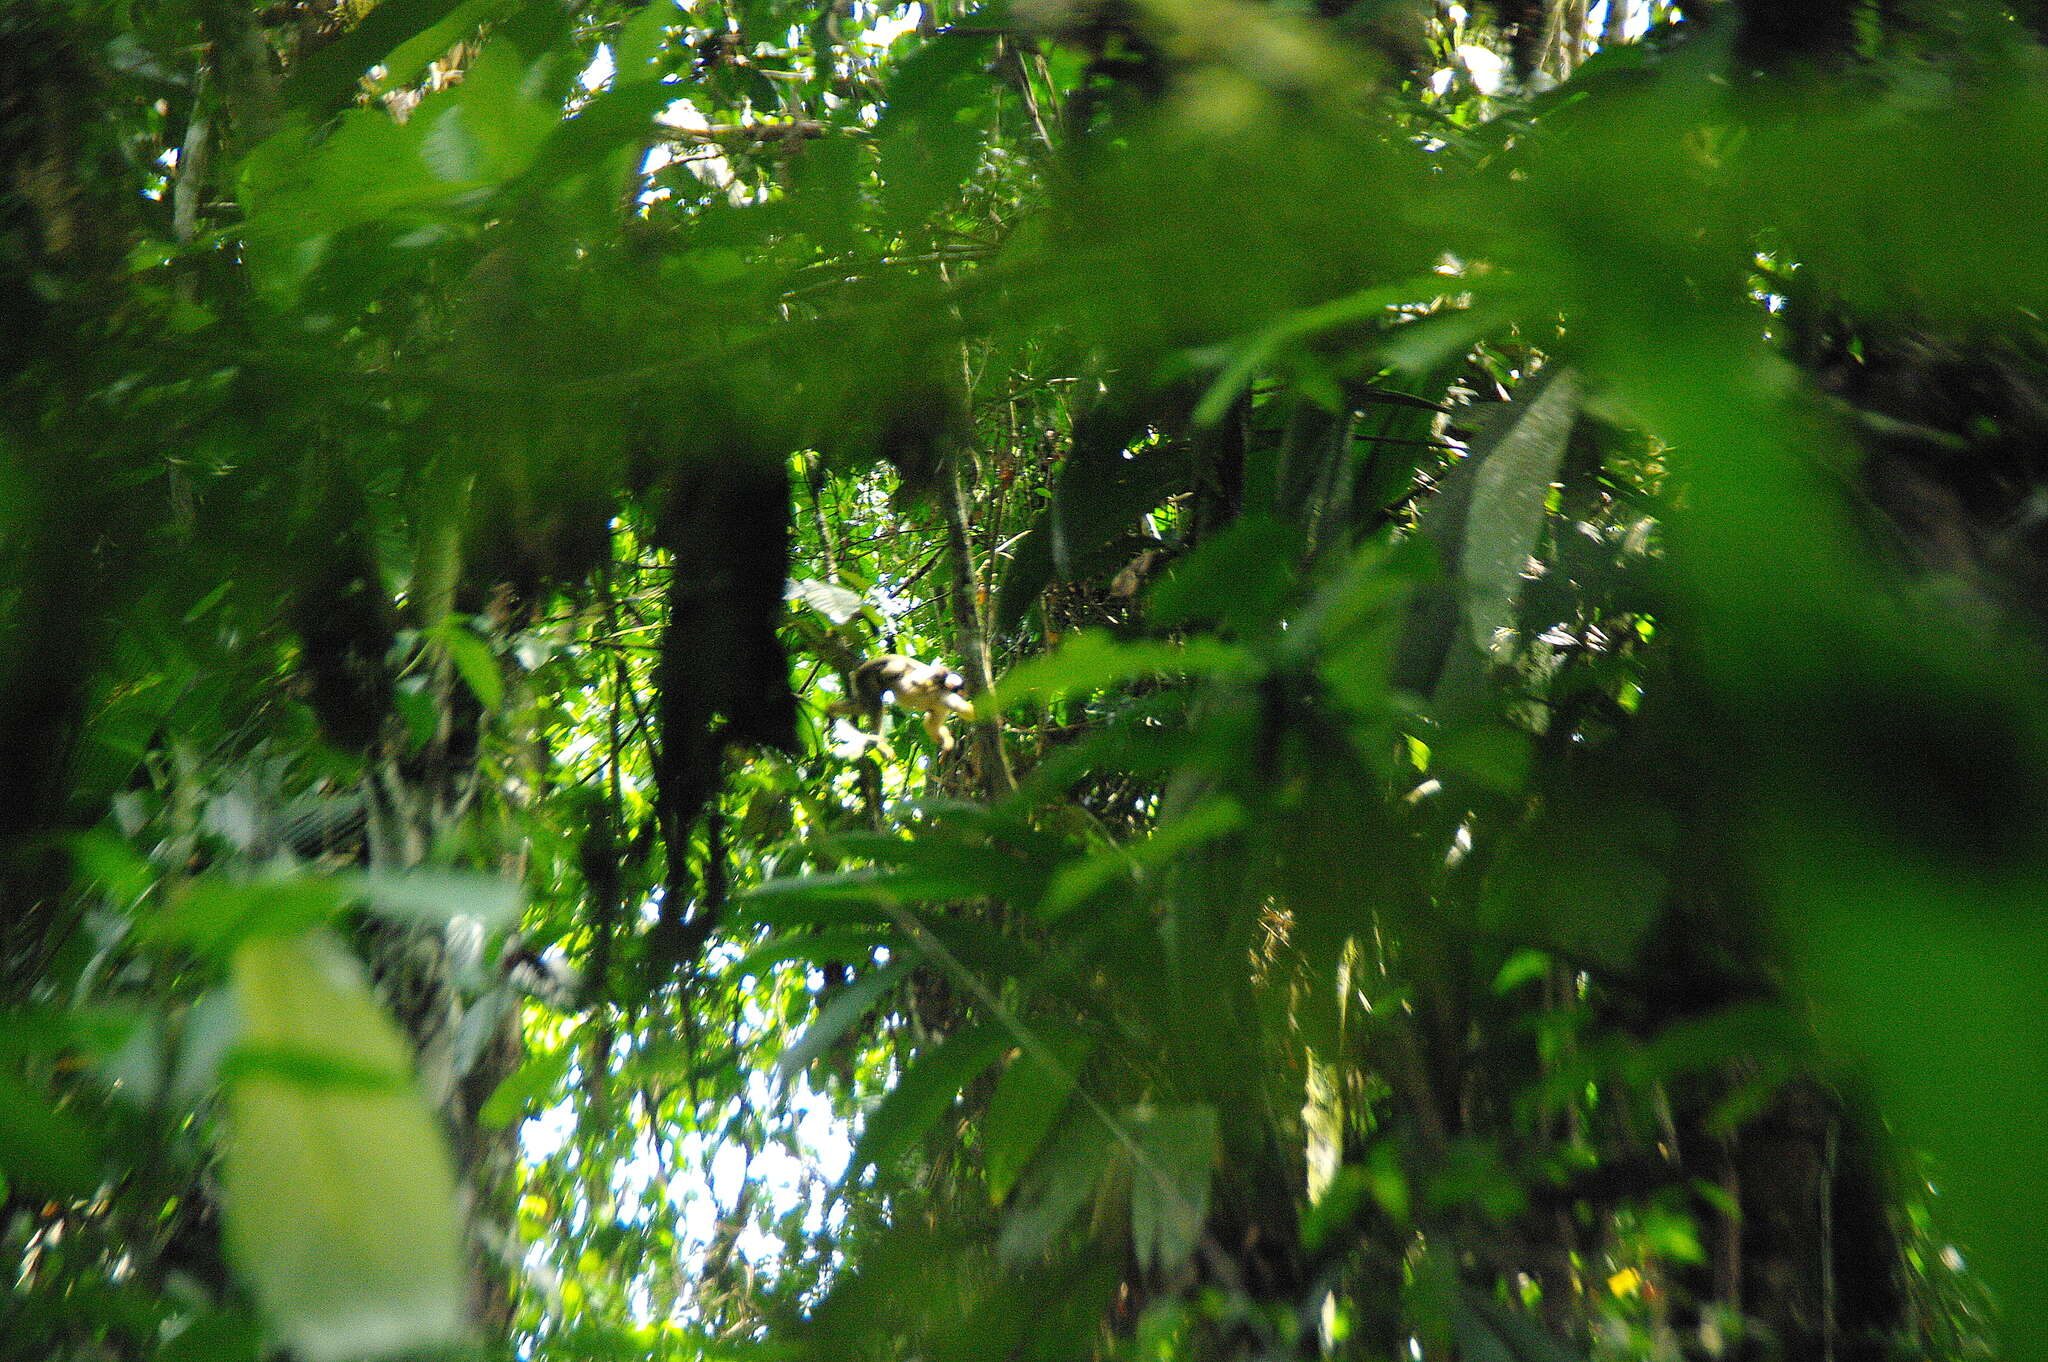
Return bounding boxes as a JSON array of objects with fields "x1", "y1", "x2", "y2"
[
  {"x1": 1192, "y1": 275, "x2": 1445, "y2": 426},
  {"x1": 826, "y1": 830, "x2": 1052, "y2": 904},
  {"x1": 778, "y1": 961, "x2": 913, "y2": 1078},
  {"x1": 983, "y1": 1030, "x2": 1094, "y2": 1204},
  {"x1": 0, "y1": 1071, "x2": 103, "y2": 1200},
  {"x1": 530, "y1": 77, "x2": 685, "y2": 185},
  {"x1": 286, "y1": 0, "x2": 473, "y2": 113},
  {"x1": 1452, "y1": 1288, "x2": 1584, "y2": 1362},
  {"x1": 873, "y1": 27, "x2": 996, "y2": 225},
  {"x1": 1039, "y1": 797, "x2": 1243, "y2": 922},
  {"x1": 731, "y1": 929, "x2": 898, "y2": 978},
  {"x1": 1144, "y1": 516, "x2": 1298, "y2": 635},
  {"x1": 479, "y1": 1047, "x2": 571, "y2": 1129},
  {"x1": 993, "y1": 399, "x2": 1194, "y2": 635},
  {"x1": 1128, "y1": 1104, "x2": 1218, "y2": 1276},
  {"x1": 613, "y1": 0, "x2": 675, "y2": 78},
  {"x1": 370, "y1": 0, "x2": 519, "y2": 97},
  {"x1": 441, "y1": 623, "x2": 503, "y2": 712},
  {"x1": 159, "y1": 1308, "x2": 263, "y2": 1362},
  {"x1": 220, "y1": 932, "x2": 469, "y2": 1362},
  {"x1": 145, "y1": 875, "x2": 352, "y2": 956},
  {"x1": 999, "y1": 1112, "x2": 1117, "y2": 1264},
  {"x1": 1480, "y1": 793, "x2": 1673, "y2": 972},
  {"x1": 1457, "y1": 368, "x2": 1582, "y2": 656},
  {"x1": 341, "y1": 868, "x2": 523, "y2": 931},
  {"x1": 850, "y1": 1024, "x2": 1008, "y2": 1175},
  {"x1": 989, "y1": 631, "x2": 1261, "y2": 710},
  {"x1": 738, "y1": 869, "x2": 978, "y2": 926}
]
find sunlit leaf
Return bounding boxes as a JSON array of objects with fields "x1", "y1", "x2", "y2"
[
  {"x1": 219, "y1": 932, "x2": 470, "y2": 1362},
  {"x1": 990, "y1": 631, "x2": 1262, "y2": 710},
  {"x1": 144, "y1": 875, "x2": 351, "y2": 956},
  {"x1": 479, "y1": 1047, "x2": 571, "y2": 1129},
  {"x1": 440, "y1": 622, "x2": 504, "y2": 712}
]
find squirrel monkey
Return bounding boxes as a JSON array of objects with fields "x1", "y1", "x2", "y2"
[{"x1": 834, "y1": 654, "x2": 975, "y2": 753}]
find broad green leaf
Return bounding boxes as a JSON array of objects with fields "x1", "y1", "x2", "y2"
[
  {"x1": 731, "y1": 929, "x2": 898, "y2": 978},
  {"x1": 286, "y1": 0, "x2": 472, "y2": 112},
  {"x1": 1452, "y1": 1288, "x2": 1584, "y2": 1362},
  {"x1": 738, "y1": 869, "x2": 979, "y2": 926},
  {"x1": 1192, "y1": 275, "x2": 1446, "y2": 426},
  {"x1": 220, "y1": 932, "x2": 469, "y2": 1362},
  {"x1": 531, "y1": 77, "x2": 687, "y2": 184},
  {"x1": 1786, "y1": 855, "x2": 2048, "y2": 1362},
  {"x1": 613, "y1": 0, "x2": 676, "y2": 78},
  {"x1": 440, "y1": 623, "x2": 503, "y2": 712},
  {"x1": 999, "y1": 1112, "x2": 1117, "y2": 1264},
  {"x1": 1039, "y1": 797, "x2": 1243, "y2": 921},
  {"x1": 983, "y1": 1030, "x2": 1094, "y2": 1204},
  {"x1": 873, "y1": 27, "x2": 996, "y2": 225},
  {"x1": 850, "y1": 1024, "x2": 1007, "y2": 1175},
  {"x1": 159, "y1": 1308, "x2": 263, "y2": 1362},
  {"x1": 1459, "y1": 368, "x2": 1581, "y2": 656},
  {"x1": 369, "y1": 0, "x2": 518, "y2": 98},
  {"x1": 0, "y1": 1071, "x2": 103, "y2": 1200},
  {"x1": 1128, "y1": 1104, "x2": 1218, "y2": 1276},
  {"x1": 145, "y1": 875, "x2": 351, "y2": 956},
  {"x1": 826, "y1": 830, "x2": 1053, "y2": 904},
  {"x1": 1479, "y1": 794, "x2": 1673, "y2": 972},
  {"x1": 994, "y1": 390, "x2": 1195, "y2": 634},
  {"x1": 342, "y1": 868, "x2": 523, "y2": 930},
  {"x1": 1144, "y1": 516, "x2": 1298, "y2": 635}
]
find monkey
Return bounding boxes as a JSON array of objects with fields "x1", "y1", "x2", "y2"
[{"x1": 832, "y1": 654, "x2": 975, "y2": 754}]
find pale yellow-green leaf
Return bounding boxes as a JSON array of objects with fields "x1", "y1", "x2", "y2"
[{"x1": 220, "y1": 932, "x2": 470, "y2": 1362}]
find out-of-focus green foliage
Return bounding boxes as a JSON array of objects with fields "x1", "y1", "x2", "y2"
[{"x1": 4, "y1": 0, "x2": 2043, "y2": 1358}]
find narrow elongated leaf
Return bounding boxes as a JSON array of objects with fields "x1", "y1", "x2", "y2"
[
  {"x1": 778, "y1": 961, "x2": 913, "y2": 1078},
  {"x1": 983, "y1": 1030, "x2": 1094, "y2": 1203},
  {"x1": 850, "y1": 1025, "x2": 1007, "y2": 1175},
  {"x1": 990, "y1": 631, "x2": 1261, "y2": 710}
]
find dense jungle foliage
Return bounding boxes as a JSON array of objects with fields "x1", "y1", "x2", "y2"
[{"x1": 6, "y1": 0, "x2": 2048, "y2": 1358}]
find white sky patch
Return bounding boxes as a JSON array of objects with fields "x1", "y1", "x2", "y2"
[
  {"x1": 1456, "y1": 43, "x2": 1505, "y2": 95},
  {"x1": 863, "y1": 3, "x2": 922, "y2": 49},
  {"x1": 1589, "y1": 0, "x2": 1654, "y2": 40},
  {"x1": 581, "y1": 42, "x2": 616, "y2": 91},
  {"x1": 516, "y1": 971, "x2": 860, "y2": 1326}
]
